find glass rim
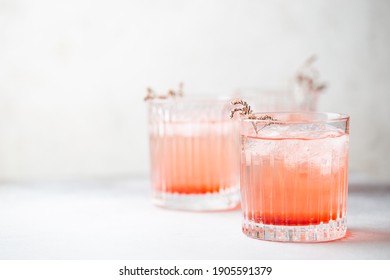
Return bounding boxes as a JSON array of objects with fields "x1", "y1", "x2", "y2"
[
  {"x1": 241, "y1": 112, "x2": 350, "y2": 124},
  {"x1": 234, "y1": 87, "x2": 292, "y2": 95},
  {"x1": 146, "y1": 95, "x2": 233, "y2": 104}
]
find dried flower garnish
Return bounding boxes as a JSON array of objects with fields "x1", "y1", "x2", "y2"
[
  {"x1": 144, "y1": 82, "x2": 184, "y2": 101},
  {"x1": 230, "y1": 99, "x2": 253, "y2": 118},
  {"x1": 295, "y1": 55, "x2": 327, "y2": 95},
  {"x1": 293, "y1": 55, "x2": 328, "y2": 111},
  {"x1": 230, "y1": 98, "x2": 279, "y2": 133}
]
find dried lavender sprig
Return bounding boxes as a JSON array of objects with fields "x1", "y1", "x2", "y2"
[
  {"x1": 230, "y1": 99, "x2": 253, "y2": 118},
  {"x1": 295, "y1": 55, "x2": 327, "y2": 94},
  {"x1": 230, "y1": 99, "x2": 279, "y2": 133},
  {"x1": 144, "y1": 83, "x2": 184, "y2": 101}
]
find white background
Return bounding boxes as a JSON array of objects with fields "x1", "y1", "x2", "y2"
[
  {"x1": 0, "y1": 260, "x2": 389, "y2": 280},
  {"x1": 1, "y1": 0, "x2": 389, "y2": 182}
]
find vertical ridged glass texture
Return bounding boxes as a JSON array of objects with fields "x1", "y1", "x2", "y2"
[
  {"x1": 147, "y1": 97, "x2": 240, "y2": 211},
  {"x1": 240, "y1": 113, "x2": 349, "y2": 242}
]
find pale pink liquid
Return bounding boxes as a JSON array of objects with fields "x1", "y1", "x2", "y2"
[
  {"x1": 241, "y1": 132, "x2": 349, "y2": 226},
  {"x1": 150, "y1": 122, "x2": 239, "y2": 195}
]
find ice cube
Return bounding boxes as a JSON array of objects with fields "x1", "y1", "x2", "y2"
[{"x1": 257, "y1": 123, "x2": 345, "y2": 139}]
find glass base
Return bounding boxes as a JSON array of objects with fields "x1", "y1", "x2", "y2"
[
  {"x1": 153, "y1": 188, "x2": 240, "y2": 211},
  {"x1": 242, "y1": 217, "x2": 347, "y2": 242}
]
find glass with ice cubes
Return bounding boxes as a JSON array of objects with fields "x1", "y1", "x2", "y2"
[{"x1": 240, "y1": 112, "x2": 350, "y2": 242}]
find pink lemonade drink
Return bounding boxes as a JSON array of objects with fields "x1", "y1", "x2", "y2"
[
  {"x1": 240, "y1": 113, "x2": 349, "y2": 242},
  {"x1": 147, "y1": 97, "x2": 240, "y2": 211}
]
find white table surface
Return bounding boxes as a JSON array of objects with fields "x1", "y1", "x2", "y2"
[{"x1": 0, "y1": 177, "x2": 389, "y2": 260}]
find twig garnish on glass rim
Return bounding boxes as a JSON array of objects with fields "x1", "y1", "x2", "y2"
[
  {"x1": 144, "y1": 82, "x2": 184, "y2": 101},
  {"x1": 230, "y1": 99, "x2": 253, "y2": 119},
  {"x1": 230, "y1": 99, "x2": 279, "y2": 133}
]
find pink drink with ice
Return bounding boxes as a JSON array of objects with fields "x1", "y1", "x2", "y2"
[
  {"x1": 150, "y1": 121, "x2": 238, "y2": 195},
  {"x1": 240, "y1": 113, "x2": 349, "y2": 242},
  {"x1": 147, "y1": 98, "x2": 240, "y2": 211}
]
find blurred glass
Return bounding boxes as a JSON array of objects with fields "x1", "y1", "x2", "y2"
[
  {"x1": 146, "y1": 96, "x2": 240, "y2": 211},
  {"x1": 234, "y1": 87, "x2": 321, "y2": 112}
]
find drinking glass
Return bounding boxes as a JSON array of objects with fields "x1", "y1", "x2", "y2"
[
  {"x1": 147, "y1": 96, "x2": 240, "y2": 211},
  {"x1": 240, "y1": 112, "x2": 349, "y2": 242},
  {"x1": 234, "y1": 87, "x2": 321, "y2": 112},
  {"x1": 234, "y1": 89, "x2": 297, "y2": 112}
]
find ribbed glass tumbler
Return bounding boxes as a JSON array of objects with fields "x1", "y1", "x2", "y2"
[
  {"x1": 240, "y1": 112, "x2": 350, "y2": 242},
  {"x1": 147, "y1": 97, "x2": 240, "y2": 211}
]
